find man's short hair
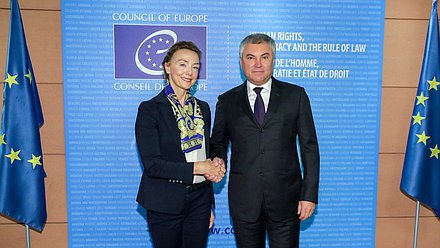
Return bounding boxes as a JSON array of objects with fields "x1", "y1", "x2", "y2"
[{"x1": 239, "y1": 33, "x2": 276, "y2": 58}]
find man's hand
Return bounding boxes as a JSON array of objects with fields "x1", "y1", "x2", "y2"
[
  {"x1": 297, "y1": 201, "x2": 315, "y2": 221},
  {"x1": 194, "y1": 158, "x2": 225, "y2": 183},
  {"x1": 204, "y1": 157, "x2": 226, "y2": 183},
  {"x1": 209, "y1": 211, "x2": 215, "y2": 228}
]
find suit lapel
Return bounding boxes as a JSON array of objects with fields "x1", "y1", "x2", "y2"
[
  {"x1": 238, "y1": 82, "x2": 259, "y2": 126},
  {"x1": 239, "y1": 79, "x2": 282, "y2": 127},
  {"x1": 263, "y1": 78, "x2": 281, "y2": 125},
  {"x1": 199, "y1": 100, "x2": 211, "y2": 155},
  {"x1": 155, "y1": 91, "x2": 182, "y2": 149}
]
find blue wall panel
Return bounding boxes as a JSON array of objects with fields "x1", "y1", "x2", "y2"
[{"x1": 61, "y1": 1, "x2": 385, "y2": 247}]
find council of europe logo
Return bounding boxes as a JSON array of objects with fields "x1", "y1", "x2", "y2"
[{"x1": 114, "y1": 25, "x2": 207, "y2": 79}]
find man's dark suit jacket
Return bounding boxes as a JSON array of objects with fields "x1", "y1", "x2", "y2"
[
  {"x1": 210, "y1": 77, "x2": 319, "y2": 222},
  {"x1": 135, "y1": 90, "x2": 213, "y2": 214}
]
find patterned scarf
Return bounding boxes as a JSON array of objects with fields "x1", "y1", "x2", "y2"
[{"x1": 165, "y1": 84, "x2": 205, "y2": 153}]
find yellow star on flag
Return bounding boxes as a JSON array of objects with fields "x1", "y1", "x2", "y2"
[
  {"x1": 4, "y1": 73, "x2": 19, "y2": 88},
  {"x1": 416, "y1": 92, "x2": 429, "y2": 106},
  {"x1": 5, "y1": 148, "x2": 21, "y2": 164},
  {"x1": 412, "y1": 112, "x2": 425, "y2": 126},
  {"x1": 430, "y1": 145, "x2": 440, "y2": 159},
  {"x1": 27, "y1": 154, "x2": 42, "y2": 169},
  {"x1": 428, "y1": 76, "x2": 440, "y2": 90},
  {"x1": 0, "y1": 134, "x2": 6, "y2": 145},
  {"x1": 416, "y1": 131, "x2": 430, "y2": 145},
  {"x1": 25, "y1": 68, "x2": 33, "y2": 84}
]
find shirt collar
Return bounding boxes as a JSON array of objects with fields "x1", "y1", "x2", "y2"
[{"x1": 246, "y1": 78, "x2": 272, "y2": 95}]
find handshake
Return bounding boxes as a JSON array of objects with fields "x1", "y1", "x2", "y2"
[{"x1": 194, "y1": 157, "x2": 226, "y2": 183}]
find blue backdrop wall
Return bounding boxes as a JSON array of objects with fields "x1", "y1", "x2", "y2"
[{"x1": 61, "y1": 0, "x2": 385, "y2": 247}]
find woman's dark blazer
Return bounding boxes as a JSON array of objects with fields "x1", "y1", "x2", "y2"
[{"x1": 135, "y1": 90, "x2": 213, "y2": 214}]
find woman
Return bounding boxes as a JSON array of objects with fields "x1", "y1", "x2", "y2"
[{"x1": 135, "y1": 41, "x2": 225, "y2": 248}]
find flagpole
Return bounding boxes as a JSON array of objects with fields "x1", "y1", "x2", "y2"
[
  {"x1": 413, "y1": 201, "x2": 420, "y2": 248},
  {"x1": 25, "y1": 224, "x2": 31, "y2": 248}
]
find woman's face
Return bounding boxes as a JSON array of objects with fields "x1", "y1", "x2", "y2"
[{"x1": 165, "y1": 49, "x2": 200, "y2": 95}]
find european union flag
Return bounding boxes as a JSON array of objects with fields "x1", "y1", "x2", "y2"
[
  {"x1": 0, "y1": 0, "x2": 47, "y2": 231},
  {"x1": 401, "y1": 0, "x2": 440, "y2": 217}
]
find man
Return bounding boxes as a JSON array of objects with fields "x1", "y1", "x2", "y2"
[{"x1": 210, "y1": 34, "x2": 319, "y2": 247}]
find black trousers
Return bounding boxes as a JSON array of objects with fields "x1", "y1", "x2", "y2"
[
  {"x1": 232, "y1": 206, "x2": 300, "y2": 248},
  {"x1": 146, "y1": 182, "x2": 211, "y2": 248}
]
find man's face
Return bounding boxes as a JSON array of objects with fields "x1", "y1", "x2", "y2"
[{"x1": 240, "y1": 42, "x2": 274, "y2": 85}]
